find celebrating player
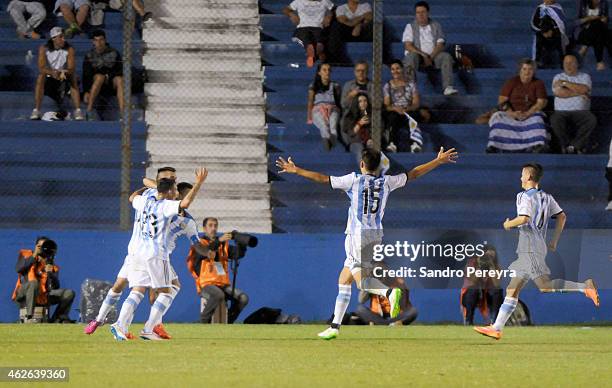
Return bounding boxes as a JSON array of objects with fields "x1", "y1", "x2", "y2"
[
  {"x1": 276, "y1": 147, "x2": 458, "y2": 340},
  {"x1": 84, "y1": 167, "x2": 177, "y2": 337},
  {"x1": 474, "y1": 163, "x2": 600, "y2": 340},
  {"x1": 110, "y1": 167, "x2": 207, "y2": 341}
]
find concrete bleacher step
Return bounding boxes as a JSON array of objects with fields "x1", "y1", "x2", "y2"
[
  {"x1": 143, "y1": 52, "x2": 261, "y2": 72},
  {"x1": 146, "y1": 108, "x2": 265, "y2": 127},
  {"x1": 146, "y1": 80, "x2": 263, "y2": 99},
  {"x1": 148, "y1": 124, "x2": 266, "y2": 136},
  {"x1": 148, "y1": 0, "x2": 259, "y2": 19},
  {"x1": 146, "y1": 158, "x2": 268, "y2": 185}
]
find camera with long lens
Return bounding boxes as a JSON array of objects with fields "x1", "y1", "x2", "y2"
[{"x1": 231, "y1": 231, "x2": 258, "y2": 248}]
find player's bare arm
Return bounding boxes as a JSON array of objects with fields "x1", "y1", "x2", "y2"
[
  {"x1": 128, "y1": 187, "x2": 148, "y2": 203},
  {"x1": 143, "y1": 177, "x2": 156, "y2": 188},
  {"x1": 548, "y1": 211, "x2": 566, "y2": 251},
  {"x1": 407, "y1": 147, "x2": 458, "y2": 181},
  {"x1": 503, "y1": 215, "x2": 530, "y2": 230},
  {"x1": 179, "y1": 167, "x2": 208, "y2": 209},
  {"x1": 276, "y1": 156, "x2": 330, "y2": 184}
]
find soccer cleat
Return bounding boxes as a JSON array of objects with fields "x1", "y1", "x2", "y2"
[
  {"x1": 388, "y1": 288, "x2": 402, "y2": 319},
  {"x1": 84, "y1": 320, "x2": 102, "y2": 335},
  {"x1": 473, "y1": 325, "x2": 502, "y2": 340},
  {"x1": 584, "y1": 279, "x2": 600, "y2": 307},
  {"x1": 140, "y1": 331, "x2": 163, "y2": 341},
  {"x1": 153, "y1": 324, "x2": 172, "y2": 340},
  {"x1": 317, "y1": 327, "x2": 339, "y2": 340},
  {"x1": 110, "y1": 323, "x2": 127, "y2": 341}
]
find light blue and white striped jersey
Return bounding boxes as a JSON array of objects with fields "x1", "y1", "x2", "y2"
[
  {"x1": 330, "y1": 172, "x2": 408, "y2": 234},
  {"x1": 516, "y1": 188, "x2": 563, "y2": 254},
  {"x1": 166, "y1": 211, "x2": 200, "y2": 255},
  {"x1": 127, "y1": 194, "x2": 181, "y2": 261}
]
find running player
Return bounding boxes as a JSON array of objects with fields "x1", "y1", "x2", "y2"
[
  {"x1": 474, "y1": 163, "x2": 600, "y2": 340},
  {"x1": 110, "y1": 167, "x2": 207, "y2": 341},
  {"x1": 276, "y1": 147, "x2": 458, "y2": 340}
]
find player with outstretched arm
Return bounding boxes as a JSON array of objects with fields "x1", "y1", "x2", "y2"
[
  {"x1": 276, "y1": 147, "x2": 458, "y2": 340},
  {"x1": 474, "y1": 163, "x2": 599, "y2": 340}
]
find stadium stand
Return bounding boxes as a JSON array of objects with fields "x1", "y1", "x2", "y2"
[{"x1": 261, "y1": 0, "x2": 612, "y2": 233}]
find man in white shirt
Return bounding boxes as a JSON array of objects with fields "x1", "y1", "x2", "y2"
[
  {"x1": 328, "y1": 0, "x2": 373, "y2": 64},
  {"x1": 283, "y1": 0, "x2": 334, "y2": 68},
  {"x1": 402, "y1": 1, "x2": 458, "y2": 96},
  {"x1": 550, "y1": 54, "x2": 597, "y2": 154}
]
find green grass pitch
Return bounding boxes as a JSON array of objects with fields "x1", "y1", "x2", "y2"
[{"x1": 2, "y1": 324, "x2": 611, "y2": 387}]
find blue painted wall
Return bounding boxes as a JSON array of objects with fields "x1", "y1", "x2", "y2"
[{"x1": 1, "y1": 229, "x2": 610, "y2": 324}]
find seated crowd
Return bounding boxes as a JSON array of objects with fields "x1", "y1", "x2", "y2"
[{"x1": 293, "y1": 0, "x2": 608, "y2": 155}]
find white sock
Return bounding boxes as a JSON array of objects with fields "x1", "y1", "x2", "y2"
[
  {"x1": 331, "y1": 285, "x2": 352, "y2": 327},
  {"x1": 117, "y1": 290, "x2": 144, "y2": 332},
  {"x1": 361, "y1": 277, "x2": 389, "y2": 297},
  {"x1": 159, "y1": 286, "x2": 180, "y2": 324},
  {"x1": 143, "y1": 293, "x2": 174, "y2": 333},
  {"x1": 551, "y1": 279, "x2": 586, "y2": 293},
  {"x1": 96, "y1": 289, "x2": 121, "y2": 323},
  {"x1": 492, "y1": 297, "x2": 518, "y2": 332}
]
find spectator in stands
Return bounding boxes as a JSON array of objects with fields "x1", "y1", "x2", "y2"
[
  {"x1": 55, "y1": 0, "x2": 91, "y2": 38},
  {"x1": 283, "y1": 0, "x2": 334, "y2": 68},
  {"x1": 576, "y1": 0, "x2": 611, "y2": 71},
  {"x1": 308, "y1": 63, "x2": 342, "y2": 150},
  {"x1": 530, "y1": 0, "x2": 568, "y2": 68},
  {"x1": 12, "y1": 237, "x2": 76, "y2": 323},
  {"x1": 383, "y1": 59, "x2": 429, "y2": 153},
  {"x1": 486, "y1": 58, "x2": 548, "y2": 153},
  {"x1": 7, "y1": 0, "x2": 45, "y2": 39},
  {"x1": 82, "y1": 29, "x2": 124, "y2": 121},
  {"x1": 340, "y1": 60, "x2": 372, "y2": 139},
  {"x1": 186, "y1": 217, "x2": 249, "y2": 324},
  {"x1": 460, "y1": 245, "x2": 503, "y2": 325},
  {"x1": 107, "y1": 0, "x2": 152, "y2": 21},
  {"x1": 402, "y1": 1, "x2": 458, "y2": 96},
  {"x1": 31, "y1": 27, "x2": 84, "y2": 120},
  {"x1": 341, "y1": 92, "x2": 372, "y2": 159},
  {"x1": 327, "y1": 0, "x2": 372, "y2": 64},
  {"x1": 550, "y1": 54, "x2": 596, "y2": 154}
]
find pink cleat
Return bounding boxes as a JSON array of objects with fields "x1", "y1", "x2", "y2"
[{"x1": 84, "y1": 320, "x2": 102, "y2": 335}]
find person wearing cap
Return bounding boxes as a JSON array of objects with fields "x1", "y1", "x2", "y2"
[
  {"x1": 54, "y1": 0, "x2": 90, "y2": 38},
  {"x1": 82, "y1": 29, "x2": 124, "y2": 120},
  {"x1": 7, "y1": 0, "x2": 46, "y2": 39},
  {"x1": 31, "y1": 27, "x2": 84, "y2": 120}
]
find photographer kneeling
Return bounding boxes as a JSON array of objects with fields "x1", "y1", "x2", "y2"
[
  {"x1": 12, "y1": 236, "x2": 75, "y2": 323},
  {"x1": 186, "y1": 218, "x2": 249, "y2": 324},
  {"x1": 461, "y1": 245, "x2": 504, "y2": 325}
]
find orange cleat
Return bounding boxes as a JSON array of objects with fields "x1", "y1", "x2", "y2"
[
  {"x1": 584, "y1": 279, "x2": 600, "y2": 307},
  {"x1": 153, "y1": 323, "x2": 172, "y2": 340},
  {"x1": 473, "y1": 325, "x2": 502, "y2": 340},
  {"x1": 126, "y1": 332, "x2": 135, "y2": 340}
]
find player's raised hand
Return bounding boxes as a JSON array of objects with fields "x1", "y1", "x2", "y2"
[
  {"x1": 276, "y1": 156, "x2": 297, "y2": 174},
  {"x1": 194, "y1": 167, "x2": 208, "y2": 185},
  {"x1": 436, "y1": 147, "x2": 458, "y2": 164}
]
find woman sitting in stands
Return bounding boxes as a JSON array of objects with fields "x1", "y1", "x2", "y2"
[
  {"x1": 575, "y1": 0, "x2": 612, "y2": 71},
  {"x1": 383, "y1": 59, "x2": 429, "y2": 153},
  {"x1": 341, "y1": 92, "x2": 373, "y2": 160},
  {"x1": 307, "y1": 63, "x2": 342, "y2": 151},
  {"x1": 486, "y1": 58, "x2": 548, "y2": 153}
]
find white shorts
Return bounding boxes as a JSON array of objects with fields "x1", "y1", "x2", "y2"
[
  {"x1": 116, "y1": 254, "x2": 133, "y2": 279},
  {"x1": 509, "y1": 252, "x2": 550, "y2": 280},
  {"x1": 343, "y1": 233, "x2": 382, "y2": 275}
]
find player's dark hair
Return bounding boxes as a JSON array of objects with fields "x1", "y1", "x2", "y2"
[
  {"x1": 203, "y1": 217, "x2": 218, "y2": 227},
  {"x1": 361, "y1": 149, "x2": 382, "y2": 172},
  {"x1": 157, "y1": 166, "x2": 176, "y2": 176},
  {"x1": 177, "y1": 182, "x2": 193, "y2": 196},
  {"x1": 92, "y1": 29, "x2": 106, "y2": 39},
  {"x1": 522, "y1": 163, "x2": 543, "y2": 183},
  {"x1": 157, "y1": 178, "x2": 175, "y2": 194},
  {"x1": 35, "y1": 236, "x2": 49, "y2": 244},
  {"x1": 415, "y1": 1, "x2": 430, "y2": 11}
]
